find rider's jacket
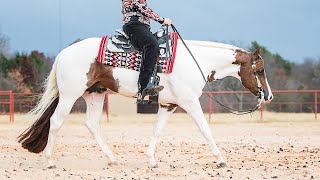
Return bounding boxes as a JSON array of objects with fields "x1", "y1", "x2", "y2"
[{"x1": 122, "y1": 0, "x2": 164, "y2": 26}]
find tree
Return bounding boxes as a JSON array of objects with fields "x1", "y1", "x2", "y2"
[{"x1": 0, "y1": 32, "x2": 10, "y2": 57}]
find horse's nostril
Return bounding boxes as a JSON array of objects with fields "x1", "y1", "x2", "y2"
[{"x1": 269, "y1": 95, "x2": 274, "y2": 100}]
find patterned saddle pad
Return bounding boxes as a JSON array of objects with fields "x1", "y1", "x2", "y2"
[{"x1": 97, "y1": 29, "x2": 178, "y2": 73}]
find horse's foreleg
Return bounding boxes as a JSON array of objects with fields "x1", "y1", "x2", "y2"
[
  {"x1": 45, "y1": 97, "x2": 77, "y2": 169},
  {"x1": 147, "y1": 105, "x2": 176, "y2": 168},
  {"x1": 179, "y1": 98, "x2": 227, "y2": 168},
  {"x1": 83, "y1": 93, "x2": 117, "y2": 165}
]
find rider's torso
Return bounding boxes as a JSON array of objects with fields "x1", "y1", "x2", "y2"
[{"x1": 122, "y1": 0, "x2": 163, "y2": 26}]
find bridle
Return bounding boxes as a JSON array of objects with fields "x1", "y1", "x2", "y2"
[
  {"x1": 170, "y1": 24, "x2": 265, "y2": 115},
  {"x1": 252, "y1": 57, "x2": 265, "y2": 108}
]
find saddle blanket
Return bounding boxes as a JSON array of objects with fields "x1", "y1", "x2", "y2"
[{"x1": 97, "y1": 33, "x2": 178, "y2": 73}]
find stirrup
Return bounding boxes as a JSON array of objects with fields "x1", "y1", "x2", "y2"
[
  {"x1": 137, "y1": 85, "x2": 164, "y2": 102},
  {"x1": 137, "y1": 66, "x2": 163, "y2": 102},
  {"x1": 142, "y1": 85, "x2": 164, "y2": 97},
  {"x1": 136, "y1": 93, "x2": 155, "y2": 104}
]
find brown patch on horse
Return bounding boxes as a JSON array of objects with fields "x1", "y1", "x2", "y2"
[
  {"x1": 233, "y1": 50, "x2": 259, "y2": 95},
  {"x1": 18, "y1": 97, "x2": 59, "y2": 153},
  {"x1": 160, "y1": 103, "x2": 178, "y2": 112},
  {"x1": 86, "y1": 61, "x2": 120, "y2": 93},
  {"x1": 233, "y1": 48, "x2": 270, "y2": 97},
  {"x1": 207, "y1": 71, "x2": 216, "y2": 82},
  {"x1": 233, "y1": 49, "x2": 252, "y2": 65}
]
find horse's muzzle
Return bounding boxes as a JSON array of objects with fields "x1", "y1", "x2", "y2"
[{"x1": 263, "y1": 91, "x2": 274, "y2": 103}]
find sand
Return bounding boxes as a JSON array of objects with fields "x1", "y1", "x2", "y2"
[{"x1": 0, "y1": 113, "x2": 319, "y2": 179}]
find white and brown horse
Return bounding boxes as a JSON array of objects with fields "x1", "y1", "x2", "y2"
[{"x1": 18, "y1": 38, "x2": 273, "y2": 168}]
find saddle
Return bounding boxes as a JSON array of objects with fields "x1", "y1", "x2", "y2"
[
  {"x1": 107, "y1": 29, "x2": 134, "y2": 53},
  {"x1": 107, "y1": 28, "x2": 168, "y2": 53},
  {"x1": 97, "y1": 26, "x2": 178, "y2": 74}
]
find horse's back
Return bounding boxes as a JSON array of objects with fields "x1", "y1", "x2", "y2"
[
  {"x1": 60, "y1": 38, "x2": 101, "y2": 59},
  {"x1": 57, "y1": 37, "x2": 101, "y2": 66}
]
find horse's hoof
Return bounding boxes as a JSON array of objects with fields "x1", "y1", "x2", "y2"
[
  {"x1": 217, "y1": 162, "x2": 227, "y2": 168},
  {"x1": 148, "y1": 158, "x2": 158, "y2": 168},
  {"x1": 108, "y1": 161, "x2": 118, "y2": 166},
  {"x1": 47, "y1": 165, "x2": 57, "y2": 169},
  {"x1": 148, "y1": 164, "x2": 159, "y2": 168}
]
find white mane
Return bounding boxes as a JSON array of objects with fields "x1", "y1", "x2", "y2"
[{"x1": 182, "y1": 40, "x2": 246, "y2": 52}]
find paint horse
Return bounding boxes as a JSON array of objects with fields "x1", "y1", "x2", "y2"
[{"x1": 18, "y1": 36, "x2": 273, "y2": 169}]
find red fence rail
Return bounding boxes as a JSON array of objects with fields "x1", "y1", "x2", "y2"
[
  {"x1": 0, "y1": 90, "x2": 319, "y2": 123},
  {"x1": 207, "y1": 90, "x2": 320, "y2": 122},
  {"x1": 0, "y1": 91, "x2": 14, "y2": 122},
  {"x1": 13, "y1": 93, "x2": 39, "y2": 113}
]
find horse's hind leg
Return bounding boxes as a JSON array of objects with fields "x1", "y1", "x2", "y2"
[
  {"x1": 147, "y1": 105, "x2": 176, "y2": 168},
  {"x1": 83, "y1": 93, "x2": 117, "y2": 164},
  {"x1": 45, "y1": 96, "x2": 78, "y2": 168},
  {"x1": 179, "y1": 98, "x2": 227, "y2": 168}
]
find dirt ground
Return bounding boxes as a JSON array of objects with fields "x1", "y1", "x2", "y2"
[{"x1": 0, "y1": 113, "x2": 319, "y2": 179}]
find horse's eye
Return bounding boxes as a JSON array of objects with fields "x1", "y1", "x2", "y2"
[{"x1": 256, "y1": 68, "x2": 265, "y2": 75}]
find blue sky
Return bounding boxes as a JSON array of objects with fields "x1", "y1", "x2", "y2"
[{"x1": 0, "y1": 0, "x2": 319, "y2": 63}]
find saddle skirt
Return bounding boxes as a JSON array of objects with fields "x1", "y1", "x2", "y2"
[{"x1": 97, "y1": 28, "x2": 178, "y2": 73}]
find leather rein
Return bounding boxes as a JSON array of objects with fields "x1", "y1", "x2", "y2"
[{"x1": 169, "y1": 24, "x2": 264, "y2": 115}]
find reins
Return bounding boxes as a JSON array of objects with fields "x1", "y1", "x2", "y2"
[{"x1": 170, "y1": 24, "x2": 261, "y2": 115}]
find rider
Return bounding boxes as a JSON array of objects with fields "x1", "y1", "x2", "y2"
[{"x1": 122, "y1": 0, "x2": 172, "y2": 99}]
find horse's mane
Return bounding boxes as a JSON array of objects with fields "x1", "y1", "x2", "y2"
[{"x1": 182, "y1": 40, "x2": 247, "y2": 52}]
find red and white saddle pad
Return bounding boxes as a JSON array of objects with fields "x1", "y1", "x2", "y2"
[{"x1": 97, "y1": 33, "x2": 178, "y2": 73}]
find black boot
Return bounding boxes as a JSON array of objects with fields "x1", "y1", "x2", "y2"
[{"x1": 139, "y1": 76, "x2": 164, "y2": 101}]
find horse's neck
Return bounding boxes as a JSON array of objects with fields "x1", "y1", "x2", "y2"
[{"x1": 184, "y1": 41, "x2": 241, "y2": 80}]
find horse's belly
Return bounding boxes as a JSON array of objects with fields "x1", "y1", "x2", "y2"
[
  {"x1": 112, "y1": 68, "x2": 140, "y2": 97},
  {"x1": 113, "y1": 68, "x2": 176, "y2": 104}
]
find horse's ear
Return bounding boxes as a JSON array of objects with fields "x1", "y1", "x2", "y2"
[{"x1": 253, "y1": 48, "x2": 261, "y2": 59}]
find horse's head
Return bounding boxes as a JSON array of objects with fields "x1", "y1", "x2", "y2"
[{"x1": 233, "y1": 49, "x2": 273, "y2": 103}]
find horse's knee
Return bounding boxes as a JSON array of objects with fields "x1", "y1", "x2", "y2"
[
  {"x1": 85, "y1": 121, "x2": 93, "y2": 130},
  {"x1": 49, "y1": 117, "x2": 63, "y2": 131},
  {"x1": 85, "y1": 120, "x2": 99, "y2": 134},
  {"x1": 153, "y1": 127, "x2": 163, "y2": 138}
]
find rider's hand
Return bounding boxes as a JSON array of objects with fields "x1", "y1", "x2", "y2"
[{"x1": 163, "y1": 18, "x2": 172, "y2": 26}]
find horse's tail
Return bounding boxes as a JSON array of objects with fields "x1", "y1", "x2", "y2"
[{"x1": 18, "y1": 55, "x2": 60, "y2": 153}]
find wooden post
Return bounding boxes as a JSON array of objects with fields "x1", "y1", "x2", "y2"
[
  {"x1": 260, "y1": 103, "x2": 264, "y2": 123},
  {"x1": 10, "y1": 91, "x2": 14, "y2": 123},
  {"x1": 315, "y1": 92, "x2": 318, "y2": 121}
]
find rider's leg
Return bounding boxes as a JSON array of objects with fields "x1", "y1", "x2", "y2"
[{"x1": 123, "y1": 23, "x2": 163, "y2": 97}]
